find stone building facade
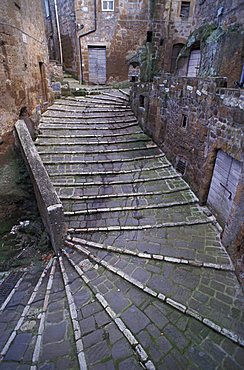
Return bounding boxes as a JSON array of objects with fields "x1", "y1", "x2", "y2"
[
  {"x1": 44, "y1": 0, "x2": 151, "y2": 83},
  {"x1": 131, "y1": 1, "x2": 244, "y2": 274},
  {"x1": 0, "y1": 0, "x2": 52, "y2": 141}
]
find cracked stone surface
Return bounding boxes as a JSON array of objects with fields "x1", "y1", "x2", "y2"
[{"x1": 0, "y1": 89, "x2": 243, "y2": 369}]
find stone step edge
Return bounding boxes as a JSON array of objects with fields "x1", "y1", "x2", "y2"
[
  {"x1": 39, "y1": 122, "x2": 138, "y2": 129},
  {"x1": 59, "y1": 255, "x2": 87, "y2": 370},
  {"x1": 68, "y1": 219, "x2": 213, "y2": 233},
  {"x1": 68, "y1": 243, "x2": 243, "y2": 347},
  {"x1": 53, "y1": 174, "x2": 182, "y2": 188},
  {"x1": 42, "y1": 153, "x2": 165, "y2": 165},
  {"x1": 66, "y1": 237, "x2": 233, "y2": 272},
  {"x1": 64, "y1": 199, "x2": 198, "y2": 216},
  {"x1": 101, "y1": 92, "x2": 130, "y2": 103},
  {"x1": 84, "y1": 95, "x2": 128, "y2": 104},
  {"x1": 62, "y1": 249, "x2": 155, "y2": 370},
  {"x1": 119, "y1": 88, "x2": 130, "y2": 97},
  {"x1": 0, "y1": 273, "x2": 26, "y2": 312},
  {"x1": 63, "y1": 98, "x2": 126, "y2": 105},
  {"x1": 54, "y1": 98, "x2": 129, "y2": 105},
  {"x1": 47, "y1": 163, "x2": 174, "y2": 177},
  {"x1": 36, "y1": 138, "x2": 150, "y2": 146},
  {"x1": 60, "y1": 187, "x2": 191, "y2": 201},
  {"x1": 38, "y1": 145, "x2": 158, "y2": 155},
  {"x1": 49, "y1": 107, "x2": 131, "y2": 113},
  {"x1": 37, "y1": 131, "x2": 143, "y2": 138},
  {"x1": 40, "y1": 118, "x2": 137, "y2": 125},
  {"x1": 43, "y1": 113, "x2": 135, "y2": 119},
  {"x1": 0, "y1": 258, "x2": 54, "y2": 360},
  {"x1": 31, "y1": 258, "x2": 57, "y2": 366}
]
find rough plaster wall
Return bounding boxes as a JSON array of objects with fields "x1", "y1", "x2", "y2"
[{"x1": 0, "y1": 0, "x2": 51, "y2": 137}]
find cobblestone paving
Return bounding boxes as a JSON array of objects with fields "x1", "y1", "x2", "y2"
[{"x1": 0, "y1": 90, "x2": 243, "y2": 369}]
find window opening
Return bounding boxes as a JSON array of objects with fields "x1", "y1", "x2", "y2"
[
  {"x1": 176, "y1": 159, "x2": 187, "y2": 175},
  {"x1": 44, "y1": 0, "x2": 50, "y2": 17},
  {"x1": 147, "y1": 31, "x2": 153, "y2": 43},
  {"x1": 102, "y1": 0, "x2": 114, "y2": 11},
  {"x1": 180, "y1": 1, "x2": 191, "y2": 18},
  {"x1": 139, "y1": 95, "x2": 145, "y2": 108},
  {"x1": 181, "y1": 114, "x2": 188, "y2": 128}
]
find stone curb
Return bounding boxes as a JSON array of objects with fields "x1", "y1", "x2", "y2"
[
  {"x1": 60, "y1": 187, "x2": 190, "y2": 201},
  {"x1": 39, "y1": 122, "x2": 139, "y2": 130},
  {"x1": 68, "y1": 219, "x2": 212, "y2": 233},
  {"x1": 38, "y1": 145, "x2": 158, "y2": 156},
  {"x1": 38, "y1": 131, "x2": 143, "y2": 139},
  {"x1": 67, "y1": 237, "x2": 234, "y2": 272},
  {"x1": 43, "y1": 153, "x2": 165, "y2": 165},
  {"x1": 68, "y1": 243, "x2": 243, "y2": 347},
  {"x1": 49, "y1": 163, "x2": 172, "y2": 177},
  {"x1": 36, "y1": 137, "x2": 150, "y2": 147},
  {"x1": 43, "y1": 113, "x2": 135, "y2": 119},
  {"x1": 53, "y1": 174, "x2": 180, "y2": 188},
  {"x1": 64, "y1": 199, "x2": 198, "y2": 216},
  {"x1": 102, "y1": 91, "x2": 130, "y2": 102},
  {"x1": 0, "y1": 259, "x2": 53, "y2": 360},
  {"x1": 31, "y1": 258, "x2": 57, "y2": 365},
  {"x1": 62, "y1": 249, "x2": 156, "y2": 370},
  {"x1": 59, "y1": 255, "x2": 87, "y2": 370}
]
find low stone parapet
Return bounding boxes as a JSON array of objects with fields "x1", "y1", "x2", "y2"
[{"x1": 15, "y1": 119, "x2": 66, "y2": 254}]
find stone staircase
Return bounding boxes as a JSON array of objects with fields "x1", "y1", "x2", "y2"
[{"x1": 0, "y1": 90, "x2": 243, "y2": 369}]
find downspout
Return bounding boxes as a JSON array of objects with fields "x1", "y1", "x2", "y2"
[
  {"x1": 78, "y1": 0, "x2": 97, "y2": 84},
  {"x1": 54, "y1": 0, "x2": 63, "y2": 65}
]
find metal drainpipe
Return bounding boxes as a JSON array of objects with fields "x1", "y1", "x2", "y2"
[
  {"x1": 78, "y1": 0, "x2": 97, "y2": 84},
  {"x1": 54, "y1": 0, "x2": 63, "y2": 65}
]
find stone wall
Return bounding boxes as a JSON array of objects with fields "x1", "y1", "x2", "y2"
[
  {"x1": 76, "y1": 0, "x2": 150, "y2": 83},
  {"x1": 0, "y1": 0, "x2": 52, "y2": 139},
  {"x1": 57, "y1": 0, "x2": 78, "y2": 76},
  {"x1": 139, "y1": 0, "x2": 244, "y2": 86},
  {"x1": 131, "y1": 76, "x2": 244, "y2": 254}
]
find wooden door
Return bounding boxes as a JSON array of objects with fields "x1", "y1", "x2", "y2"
[
  {"x1": 207, "y1": 150, "x2": 241, "y2": 225},
  {"x1": 88, "y1": 46, "x2": 106, "y2": 84},
  {"x1": 187, "y1": 49, "x2": 201, "y2": 77}
]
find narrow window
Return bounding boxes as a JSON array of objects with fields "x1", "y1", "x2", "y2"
[
  {"x1": 44, "y1": 0, "x2": 50, "y2": 17},
  {"x1": 181, "y1": 114, "x2": 188, "y2": 128},
  {"x1": 147, "y1": 31, "x2": 153, "y2": 43},
  {"x1": 139, "y1": 95, "x2": 145, "y2": 108},
  {"x1": 102, "y1": 0, "x2": 114, "y2": 11},
  {"x1": 176, "y1": 159, "x2": 187, "y2": 175},
  {"x1": 180, "y1": 1, "x2": 191, "y2": 18}
]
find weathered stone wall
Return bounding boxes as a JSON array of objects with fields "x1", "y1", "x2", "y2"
[
  {"x1": 57, "y1": 0, "x2": 78, "y2": 76},
  {"x1": 42, "y1": 0, "x2": 61, "y2": 62},
  {"x1": 76, "y1": 0, "x2": 150, "y2": 83},
  {"x1": 0, "y1": 0, "x2": 52, "y2": 139},
  {"x1": 131, "y1": 76, "x2": 244, "y2": 254},
  {"x1": 140, "y1": 0, "x2": 244, "y2": 86}
]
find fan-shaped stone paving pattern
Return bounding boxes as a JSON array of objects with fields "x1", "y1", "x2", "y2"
[{"x1": 0, "y1": 90, "x2": 243, "y2": 369}]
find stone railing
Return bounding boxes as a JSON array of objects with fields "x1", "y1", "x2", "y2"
[{"x1": 15, "y1": 120, "x2": 66, "y2": 254}]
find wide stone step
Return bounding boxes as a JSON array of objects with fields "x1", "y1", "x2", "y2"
[{"x1": 61, "y1": 245, "x2": 243, "y2": 369}]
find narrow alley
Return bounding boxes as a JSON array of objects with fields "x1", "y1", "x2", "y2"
[{"x1": 0, "y1": 91, "x2": 243, "y2": 369}]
